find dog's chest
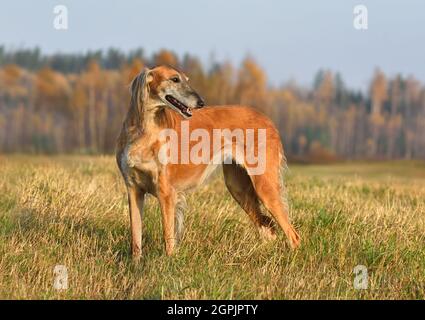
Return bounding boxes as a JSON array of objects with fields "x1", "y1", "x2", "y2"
[{"x1": 120, "y1": 142, "x2": 160, "y2": 193}]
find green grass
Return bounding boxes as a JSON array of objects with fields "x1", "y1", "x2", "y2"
[{"x1": 0, "y1": 155, "x2": 425, "y2": 299}]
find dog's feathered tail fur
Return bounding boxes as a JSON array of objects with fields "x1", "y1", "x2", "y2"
[{"x1": 174, "y1": 193, "x2": 187, "y2": 243}]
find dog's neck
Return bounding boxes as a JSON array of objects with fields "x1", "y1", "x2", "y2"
[{"x1": 124, "y1": 98, "x2": 175, "y2": 142}]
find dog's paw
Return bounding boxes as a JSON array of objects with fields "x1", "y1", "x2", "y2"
[{"x1": 287, "y1": 227, "x2": 301, "y2": 249}]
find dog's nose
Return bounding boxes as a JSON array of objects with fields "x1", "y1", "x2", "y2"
[{"x1": 197, "y1": 99, "x2": 205, "y2": 107}]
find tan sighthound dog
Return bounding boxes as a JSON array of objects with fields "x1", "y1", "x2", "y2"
[{"x1": 116, "y1": 65, "x2": 300, "y2": 260}]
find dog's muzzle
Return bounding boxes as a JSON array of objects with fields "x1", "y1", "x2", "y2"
[{"x1": 165, "y1": 95, "x2": 193, "y2": 117}]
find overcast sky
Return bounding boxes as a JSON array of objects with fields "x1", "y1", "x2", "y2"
[{"x1": 1, "y1": 0, "x2": 424, "y2": 90}]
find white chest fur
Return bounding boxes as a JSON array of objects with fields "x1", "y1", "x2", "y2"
[{"x1": 120, "y1": 143, "x2": 159, "y2": 189}]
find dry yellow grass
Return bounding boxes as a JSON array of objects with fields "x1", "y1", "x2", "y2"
[{"x1": 0, "y1": 155, "x2": 425, "y2": 299}]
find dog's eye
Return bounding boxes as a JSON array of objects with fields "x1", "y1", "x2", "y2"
[{"x1": 171, "y1": 77, "x2": 180, "y2": 83}]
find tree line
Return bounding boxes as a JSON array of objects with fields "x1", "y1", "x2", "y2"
[{"x1": 1, "y1": 47, "x2": 424, "y2": 161}]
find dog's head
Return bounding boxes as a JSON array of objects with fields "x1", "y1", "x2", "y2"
[{"x1": 130, "y1": 65, "x2": 205, "y2": 119}]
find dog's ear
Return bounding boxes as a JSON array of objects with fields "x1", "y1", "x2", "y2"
[{"x1": 130, "y1": 68, "x2": 153, "y2": 128}]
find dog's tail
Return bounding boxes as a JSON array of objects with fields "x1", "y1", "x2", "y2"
[
  {"x1": 174, "y1": 193, "x2": 187, "y2": 243},
  {"x1": 278, "y1": 150, "x2": 290, "y2": 214}
]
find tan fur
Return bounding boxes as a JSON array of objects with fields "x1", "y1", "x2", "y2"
[{"x1": 116, "y1": 65, "x2": 300, "y2": 260}]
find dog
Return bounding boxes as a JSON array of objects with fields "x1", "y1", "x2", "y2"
[{"x1": 116, "y1": 65, "x2": 300, "y2": 260}]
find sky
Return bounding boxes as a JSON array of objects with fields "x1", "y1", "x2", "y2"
[{"x1": 0, "y1": 0, "x2": 424, "y2": 90}]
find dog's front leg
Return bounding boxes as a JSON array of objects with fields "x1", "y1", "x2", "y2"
[
  {"x1": 157, "y1": 173, "x2": 177, "y2": 256},
  {"x1": 127, "y1": 186, "x2": 145, "y2": 261}
]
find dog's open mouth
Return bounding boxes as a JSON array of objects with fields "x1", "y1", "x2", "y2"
[{"x1": 165, "y1": 95, "x2": 192, "y2": 118}]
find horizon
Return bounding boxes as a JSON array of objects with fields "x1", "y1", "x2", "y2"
[{"x1": 0, "y1": 45, "x2": 393, "y2": 94}]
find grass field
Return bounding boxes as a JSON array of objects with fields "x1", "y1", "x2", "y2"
[{"x1": 0, "y1": 155, "x2": 425, "y2": 299}]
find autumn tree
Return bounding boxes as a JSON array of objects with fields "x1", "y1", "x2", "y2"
[
  {"x1": 234, "y1": 57, "x2": 270, "y2": 114},
  {"x1": 386, "y1": 75, "x2": 403, "y2": 158},
  {"x1": 368, "y1": 69, "x2": 388, "y2": 157},
  {"x1": 154, "y1": 49, "x2": 179, "y2": 67},
  {"x1": 403, "y1": 76, "x2": 421, "y2": 159}
]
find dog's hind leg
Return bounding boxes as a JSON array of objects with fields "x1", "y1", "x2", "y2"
[
  {"x1": 250, "y1": 167, "x2": 300, "y2": 249},
  {"x1": 223, "y1": 162, "x2": 277, "y2": 240}
]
